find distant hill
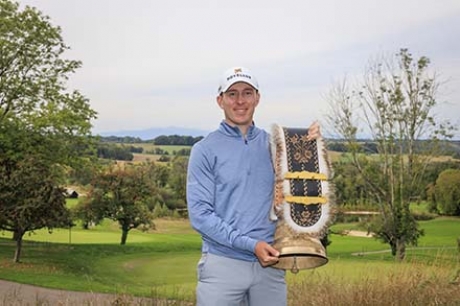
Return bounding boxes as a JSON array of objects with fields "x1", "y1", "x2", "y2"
[{"x1": 96, "y1": 126, "x2": 210, "y2": 140}]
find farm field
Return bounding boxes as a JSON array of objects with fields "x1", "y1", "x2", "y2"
[
  {"x1": 0, "y1": 216, "x2": 459, "y2": 304},
  {"x1": 115, "y1": 144, "x2": 193, "y2": 164}
]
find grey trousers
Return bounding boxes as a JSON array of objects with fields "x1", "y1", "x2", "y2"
[{"x1": 196, "y1": 253, "x2": 287, "y2": 306}]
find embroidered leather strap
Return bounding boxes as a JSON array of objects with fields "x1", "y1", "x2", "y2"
[{"x1": 283, "y1": 127, "x2": 323, "y2": 227}]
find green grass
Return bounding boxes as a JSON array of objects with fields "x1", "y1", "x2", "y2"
[
  {"x1": 418, "y1": 216, "x2": 460, "y2": 248},
  {"x1": 0, "y1": 216, "x2": 458, "y2": 302},
  {"x1": 65, "y1": 198, "x2": 80, "y2": 209},
  {"x1": 330, "y1": 216, "x2": 460, "y2": 247},
  {"x1": 0, "y1": 221, "x2": 202, "y2": 299}
]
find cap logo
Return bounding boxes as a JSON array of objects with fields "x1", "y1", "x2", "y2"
[
  {"x1": 218, "y1": 67, "x2": 258, "y2": 94},
  {"x1": 226, "y1": 68, "x2": 252, "y2": 82}
]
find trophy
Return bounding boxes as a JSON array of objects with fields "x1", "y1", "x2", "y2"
[{"x1": 270, "y1": 124, "x2": 335, "y2": 273}]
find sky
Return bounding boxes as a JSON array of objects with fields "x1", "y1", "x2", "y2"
[{"x1": 17, "y1": 0, "x2": 460, "y2": 138}]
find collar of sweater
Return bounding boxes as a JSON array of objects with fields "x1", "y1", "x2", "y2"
[{"x1": 218, "y1": 120, "x2": 260, "y2": 140}]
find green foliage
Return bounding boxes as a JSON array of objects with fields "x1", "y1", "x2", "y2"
[
  {"x1": 96, "y1": 143, "x2": 134, "y2": 161},
  {"x1": 152, "y1": 203, "x2": 171, "y2": 218},
  {"x1": 149, "y1": 162, "x2": 170, "y2": 188},
  {"x1": 75, "y1": 163, "x2": 157, "y2": 244},
  {"x1": 434, "y1": 169, "x2": 460, "y2": 215},
  {"x1": 146, "y1": 147, "x2": 169, "y2": 155},
  {"x1": 153, "y1": 135, "x2": 203, "y2": 146},
  {"x1": 155, "y1": 188, "x2": 181, "y2": 211},
  {"x1": 0, "y1": 153, "x2": 71, "y2": 262},
  {"x1": 0, "y1": 0, "x2": 96, "y2": 262},
  {"x1": 168, "y1": 156, "x2": 188, "y2": 208},
  {"x1": 158, "y1": 155, "x2": 171, "y2": 162},
  {"x1": 0, "y1": 0, "x2": 97, "y2": 140},
  {"x1": 368, "y1": 205, "x2": 424, "y2": 257},
  {"x1": 67, "y1": 157, "x2": 100, "y2": 186},
  {"x1": 331, "y1": 159, "x2": 371, "y2": 206},
  {"x1": 173, "y1": 148, "x2": 191, "y2": 156}
]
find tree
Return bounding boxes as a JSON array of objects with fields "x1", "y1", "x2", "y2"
[
  {"x1": 143, "y1": 161, "x2": 170, "y2": 189},
  {"x1": 96, "y1": 143, "x2": 134, "y2": 160},
  {"x1": 0, "y1": 151, "x2": 70, "y2": 262},
  {"x1": 434, "y1": 169, "x2": 460, "y2": 216},
  {"x1": 0, "y1": 0, "x2": 97, "y2": 261},
  {"x1": 326, "y1": 48, "x2": 455, "y2": 260},
  {"x1": 168, "y1": 156, "x2": 188, "y2": 209},
  {"x1": 78, "y1": 164, "x2": 155, "y2": 245},
  {"x1": 331, "y1": 159, "x2": 370, "y2": 207}
]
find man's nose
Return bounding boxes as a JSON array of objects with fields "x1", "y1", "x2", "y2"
[{"x1": 236, "y1": 93, "x2": 246, "y2": 104}]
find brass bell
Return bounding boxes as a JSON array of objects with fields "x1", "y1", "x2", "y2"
[{"x1": 272, "y1": 235, "x2": 328, "y2": 273}]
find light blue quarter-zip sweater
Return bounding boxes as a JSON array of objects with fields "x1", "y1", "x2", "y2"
[{"x1": 187, "y1": 121, "x2": 276, "y2": 262}]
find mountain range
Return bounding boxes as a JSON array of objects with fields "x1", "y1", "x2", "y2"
[{"x1": 96, "y1": 126, "x2": 211, "y2": 140}]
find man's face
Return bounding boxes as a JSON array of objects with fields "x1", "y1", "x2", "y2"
[{"x1": 216, "y1": 82, "x2": 260, "y2": 130}]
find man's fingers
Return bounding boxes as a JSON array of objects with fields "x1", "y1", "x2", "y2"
[
  {"x1": 307, "y1": 121, "x2": 321, "y2": 141},
  {"x1": 260, "y1": 255, "x2": 279, "y2": 267},
  {"x1": 262, "y1": 245, "x2": 280, "y2": 266},
  {"x1": 255, "y1": 241, "x2": 281, "y2": 266},
  {"x1": 267, "y1": 245, "x2": 280, "y2": 257}
]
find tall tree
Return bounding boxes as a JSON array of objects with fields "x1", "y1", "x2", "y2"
[
  {"x1": 0, "y1": 0, "x2": 97, "y2": 261},
  {"x1": 326, "y1": 49, "x2": 455, "y2": 260}
]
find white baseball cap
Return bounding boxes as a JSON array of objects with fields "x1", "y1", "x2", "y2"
[{"x1": 217, "y1": 67, "x2": 259, "y2": 95}]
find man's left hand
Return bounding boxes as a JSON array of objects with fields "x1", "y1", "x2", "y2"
[{"x1": 307, "y1": 121, "x2": 321, "y2": 141}]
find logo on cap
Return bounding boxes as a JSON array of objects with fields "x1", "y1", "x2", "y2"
[{"x1": 234, "y1": 68, "x2": 242, "y2": 73}]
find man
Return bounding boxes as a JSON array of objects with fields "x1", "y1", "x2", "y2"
[{"x1": 187, "y1": 67, "x2": 319, "y2": 305}]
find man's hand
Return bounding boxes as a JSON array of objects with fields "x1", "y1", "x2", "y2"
[
  {"x1": 254, "y1": 241, "x2": 280, "y2": 267},
  {"x1": 307, "y1": 121, "x2": 321, "y2": 141}
]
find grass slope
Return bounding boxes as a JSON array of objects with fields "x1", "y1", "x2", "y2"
[{"x1": 0, "y1": 217, "x2": 459, "y2": 301}]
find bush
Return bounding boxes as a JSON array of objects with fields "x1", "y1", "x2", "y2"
[
  {"x1": 434, "y1": 169, "x2": 460, "y2": 216},
  {"x1": 412, "y1": 212, "x2": 437, "y2": 221}
]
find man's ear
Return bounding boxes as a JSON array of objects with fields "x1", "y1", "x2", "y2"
[
  {"x1": 255, "y1": 91, "x2": 260, "y2": 107},
  {"x1": 216, "y1": 95, "x2": 224, "y2": 109}
]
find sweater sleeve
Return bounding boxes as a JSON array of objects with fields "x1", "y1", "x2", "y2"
[{"x1": 186, "y1": 143, "x2": 258, "y2": 254}]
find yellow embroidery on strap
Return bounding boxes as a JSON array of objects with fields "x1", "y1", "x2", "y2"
[
  {"x1": 284, "y1": 171, "x2": 327, "y2": 180},
  {"x1": 285, "y1": 196, "x2": 327, "y2": 205}
]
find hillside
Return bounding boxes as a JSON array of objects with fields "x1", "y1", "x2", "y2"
[{"x1": 96, "y1": 126, "x2": 210, "y2": 140}]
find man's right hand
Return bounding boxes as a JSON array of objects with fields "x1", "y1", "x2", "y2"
[{"x1": 254, "y1": 241, "x2": 280, "y2": 267}]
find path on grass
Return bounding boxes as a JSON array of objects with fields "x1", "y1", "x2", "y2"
[{"x1": 0, "y1": 279, "x2": 155, "y2": 305}]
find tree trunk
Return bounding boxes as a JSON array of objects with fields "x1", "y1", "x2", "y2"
[
  {"x1": 13, "y1": 231, "x2": 24, "y2": 263},
  {"x1": 12, "y1": 230, "x2": 20, "y2": 241},
  {"x1": 390, "y1": 241, "x2": 397, "y2": 256},
  {"x1": 396, "y1": 238, "x2": 406, "y2": 261},
  {"x1": 120, "y1": 227, "x2": 129, "y2": 245}
]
